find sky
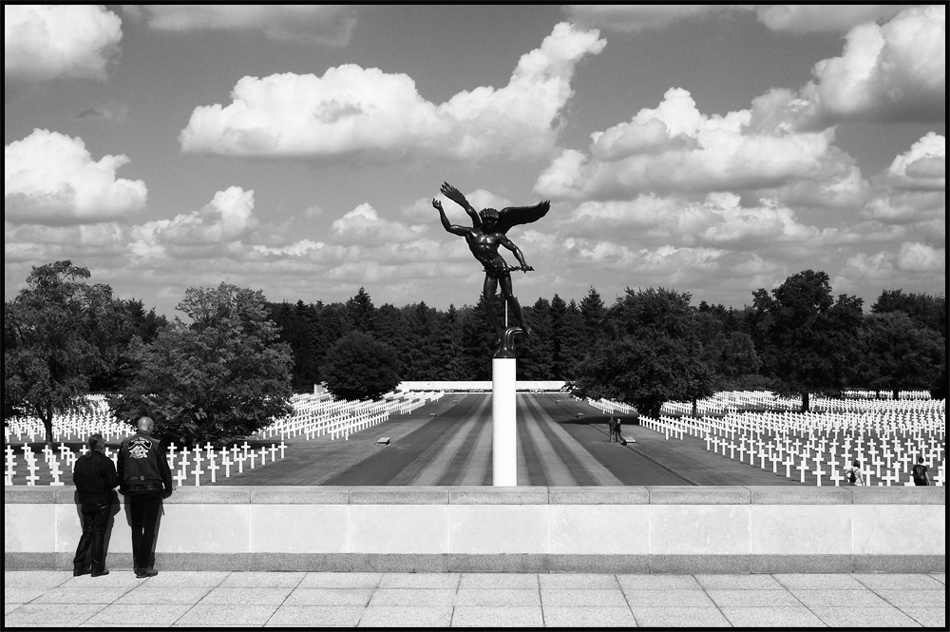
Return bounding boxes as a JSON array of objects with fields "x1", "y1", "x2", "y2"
[{"x1": 4, "y1": 5, "x2": 945, "y2": 319}]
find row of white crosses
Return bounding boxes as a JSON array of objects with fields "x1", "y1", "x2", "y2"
[
  {"x1": 249, "y1": 390, "x2": 444, "y2": 442},
  {"x1": 4, "y1": 395, "x2": 135, "y2": 445},
  {"x1": 5, "y1": 442, "x2": 115, "y2": 487},
  {"x1": 166, "y1": 440, "x2": 287, "y2": 486},
  {"x1": 633, "y1": 400, "x2": 944, "y2": 487}
]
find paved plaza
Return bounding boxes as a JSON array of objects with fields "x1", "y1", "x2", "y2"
[{"x1": 4, "y1": 570, "x2": 944, "y2": 627}]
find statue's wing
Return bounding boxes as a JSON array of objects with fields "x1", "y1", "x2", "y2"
[{"x1": 496, "y1": 201, "x2": 550, "y2": 234}]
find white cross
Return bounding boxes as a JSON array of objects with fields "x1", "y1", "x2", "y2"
[
  {"x1": 269, "y1": 444, "x2": 279, "y2": 461},
  {"x1": 829, "y1": 470, "x2": 843, "y2": 486},
  {"x1": 242, "y1": 442, "x2": 250, "y2": 457},
  {"x1": 173, "y1": 470, "x2": 187, "y2": 487},
  {"x1": 167, "y1": 442, "x2": 177, "y2": 466},
  {"x1": 231, "y1": 444, "x2": 240, "y2": 462},
  {"x1": 193, "y1": 464, "x2": 202, "y2": 486},
  {"x1": 207, "y1": 458, "x2": 219, "y2": 483},
  {"x1": 796, "y1": 458, "x2": 809, "y2": 484},
  {"x1": 258, "y1": 447, "x2": 267, "y2": 466},
  {"x1": 278, "y1": 442, "x2": 286, "y2": 459},
  {"x1": 736, "y1": 444, "x2": 746, "y2": 462},
  {"x1": 223, "y1": 457, "x2": 231, "y2": 478},
  {"x1": 248, "y1": 452, "x2": 257, "y2": 469}
]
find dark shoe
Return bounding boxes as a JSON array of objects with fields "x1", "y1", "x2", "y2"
[
  {"x1": 73, "y1": 566, "x2": 91, "y2": 577},
  {"x1": 136, "y1": 567, "x2": 158, "y2": 578},
  {"x1": 91, "y1": 569, "x2": 110, "y2": 577}
]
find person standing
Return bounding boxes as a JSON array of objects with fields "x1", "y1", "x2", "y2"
[
  {"x1": 846, "y1": 459, "x2": 864, "y2": 486},
  {"x1": 911, "y1": 457, "x2": 931, "y2": 486},
  {"x1": 118, "y1": 416, "x2": 173, "y2": 578},
  {"x1": 607, "y1": 416, "x2": 617, "y2": 442},
  {"x1": 72, "y1": 433, "x2": 119, "y2": 577},
  {"x1": 613, "y1": 416, "x2": 623, "y2": 443}
]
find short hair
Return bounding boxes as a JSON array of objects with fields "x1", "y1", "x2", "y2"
[
  {"x1": 479, "y1": 208, "x2": 499, "y2": 221},
  {"x1": 852, "y1": 460, "x2": 860, "y2": 466},
  {"x1": 137, "y1": 416, "x2": 154, "y2": 432},
  {"x1": 87, "y1": 433, "x2": 105, "y2": 452},
  {"x1": 917, "y1": 456, "x2": 924, "y2": 463}
]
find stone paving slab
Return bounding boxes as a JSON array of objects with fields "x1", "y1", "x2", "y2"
[
  {"x1": 719, "y1": 606, "x2": 827, "y2": 627},
  {"x1": 809, "y1": 606, "x2": 923, "y2": 627},
  {"x1": 542, "y1": 606, "x2": 637, "y2": 627},
  {"x1": 359, "y1": 606, "x2": 454, "y2": 627},
  {"x1": 450, "y1": 606, "x2": 543, "y2": 627},
  {"x1": 631, "y1": 606, "x2": 731, "y2": 627},
  {"x1": 264, "y1": 605, "x2": 364, "y2": 627},
  {"x1": 4, "y1": 570, "x2": 945, "y2": 627}
]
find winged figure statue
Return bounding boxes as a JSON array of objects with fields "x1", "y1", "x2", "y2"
[{"x1": 433, "y1": 182, "x2": 550, "y2": 355}]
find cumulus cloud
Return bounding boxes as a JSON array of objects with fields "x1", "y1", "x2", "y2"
[
  {"x1": 802, "y1": 5, "x2": 945, "y2": 125},
  {"x1": 5, "y1": 129, "x2": 147, "y2": 225},
  {"x1": 887, "y1": 133, "x2": 945, "y2": 190},
  {"x1": 129, "y1": 187, "x2": 258, "y2": 258},
  {"x1": 331, "y1": 203, "x2": 425, "y2": 245},
  {"x1": 565, "y1": 5, "x2": 912, "y2": 34},
  {"x1": 565, "y1": 192, "x2": 828, "y2": 250},
  {"x1": 179, "y1": 22, "x2": 605, "y2": 162},
  {"x1": 535, "y1": 88, "x2": 838, "y2": 201},
  {"x1": 124, "y1": 5, "x2": 356, "y2": 46},
  {"x1": 754, "y1": 5, "x2": 913, "y2": 33},
  {"x1": 5, "y1": 5, "x2": 122, "y2": 82}
]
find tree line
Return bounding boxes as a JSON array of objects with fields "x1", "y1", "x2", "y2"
[{"x1": 4, "y1": 261, "x2": 945, "y2": 446}]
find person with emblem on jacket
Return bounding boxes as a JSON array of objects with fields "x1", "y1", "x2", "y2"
[{"x1": 118, "y1": 416, "x2": 173, "y2": 578}]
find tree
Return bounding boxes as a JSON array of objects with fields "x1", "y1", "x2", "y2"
[
  {"x1": 871, "y1": 290, "x2": 946, "y2": 398},
  {"x1": 5, "y1": 261, "x2": 129, "y2": 444},
  {"x1": 751, "y1": 270, "x2": 863, "y2": 411},
  {"x1": 107, "y1": 283, "x2": 294, "y2": 447},
  {"x1": 574, "y1": 287, "x2": 713, "y2": 418},
  {"x1": 856, "y1": 311, "x2": 944, "y2": 398},
  {"x1": 322, "y1": 331, "x2": 401, "y2": 400}
]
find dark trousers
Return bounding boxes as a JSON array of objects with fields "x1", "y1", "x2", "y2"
[
  {"x1": 74, "y1": 499, "x2": 111, "y2": 572},
  {"x1": 128, "y1": 492, "x2": 163, "y2": 569}
]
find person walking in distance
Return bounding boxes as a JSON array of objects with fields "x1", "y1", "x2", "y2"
[
  {"x1": 911, "y1": 457, "x2": 931, "y2": 486},
  {"x1": 72, "y1": 433, "x2": 119, "y2": 577},
  {"x1": 607, "y1": 416, "x2": 617, "y2": 442},
  {"x1": 118, "y1": 416, "x2": 173, "y2": 578}
]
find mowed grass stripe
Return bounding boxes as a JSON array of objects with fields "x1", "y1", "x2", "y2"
[
  {"x1": 447, "y1": 397, "x2": 494, "y2": 486},
  {"x1": 413, "y1": 395, "x2": 490, "y2": 485},
  {"x1": 518, "y1": 396, "x2": 577, "y2": 486},
  {"x1": 387, "y1": 396, "x2": 482, "y2": 485},
  {"x1": 516, "y1": 398, "x2": 547, "y2": 485},
  {"x1": 526, "y1": 395, "x2": 623, "y2": 486}
]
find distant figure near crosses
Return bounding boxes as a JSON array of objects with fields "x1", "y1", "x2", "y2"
[{"x1": 433, "y1": 182, "x2": 549, "y2": 355}]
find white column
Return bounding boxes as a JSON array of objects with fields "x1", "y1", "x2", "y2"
[{"x1": 492, "y1": 356, "x2": 517, "y2": 486}]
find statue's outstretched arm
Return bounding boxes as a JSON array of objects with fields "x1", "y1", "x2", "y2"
[
  {"x1": 441, "y1": 182, "x2": 480, "y2": 227},
  {"x1": 433, "y1": 198, "x2": 468, "y2": 236}
]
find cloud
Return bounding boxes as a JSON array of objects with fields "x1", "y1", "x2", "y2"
[
  {"x1": 129, "y1": 187, "x2": 258, "y2": 258},
  {"x1": 860, "y1": 134, "x2": 945, "y2": 225},
  {"x1": 754, "y1": 5, "x2": 914, "y2": 33},
  {"x1": 331, "y1": 203, "x2": 425, "y2": 245},
  {"x1": 124, "y1": 5, "x2": 357, "y2": 46},
  {"x1": 179, "y1": 22, "x2": 605, "y2": 162},
  {"x1": 76, "y1": 101, "x2": 130, "y2": 123},
  {"x1": 535, "y1": 88, "x2": 838, "y2": 201},
  {"x1": 564, "y1": 5, "x2": 734, "y2": 32},
  {"x1": 5, "y1": 129, "x2": 147, "y2": 225},
  {"x1": 887, "y1": 132, "x2": 945, "y2": 191},
  {"x1": 4, "y1": 5, "x2": 122, "y2": 82},
  {"x1": 565, "y1": 5, "x2": 913, "y2": 34},
  {"x1": 801, "y1": 5, "x2": 945, "y2": 125}
]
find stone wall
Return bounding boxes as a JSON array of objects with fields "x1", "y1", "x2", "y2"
[{"x1": 5, "y1": 486, "x2": 944, "y2": 573}]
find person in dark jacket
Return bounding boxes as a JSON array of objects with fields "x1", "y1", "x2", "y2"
[
  {"x1": 118, "y1": 416, "x2": 173, "y2": 578},
  {"x1": 72, "y1": 433, "x2": 119, "y2": 577}
]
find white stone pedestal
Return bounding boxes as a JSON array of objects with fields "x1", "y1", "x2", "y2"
[{"x1": 492, "y1": 356, "x2": 517, "y2": 486}]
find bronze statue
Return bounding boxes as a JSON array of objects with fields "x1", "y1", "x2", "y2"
[{"x1": 433, "y1": 182, "x2": 550, "y2": 355}]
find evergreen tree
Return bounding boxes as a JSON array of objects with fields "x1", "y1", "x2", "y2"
[{"x1": 322, "y1": 331, "x2": 401, "y2": 400}]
